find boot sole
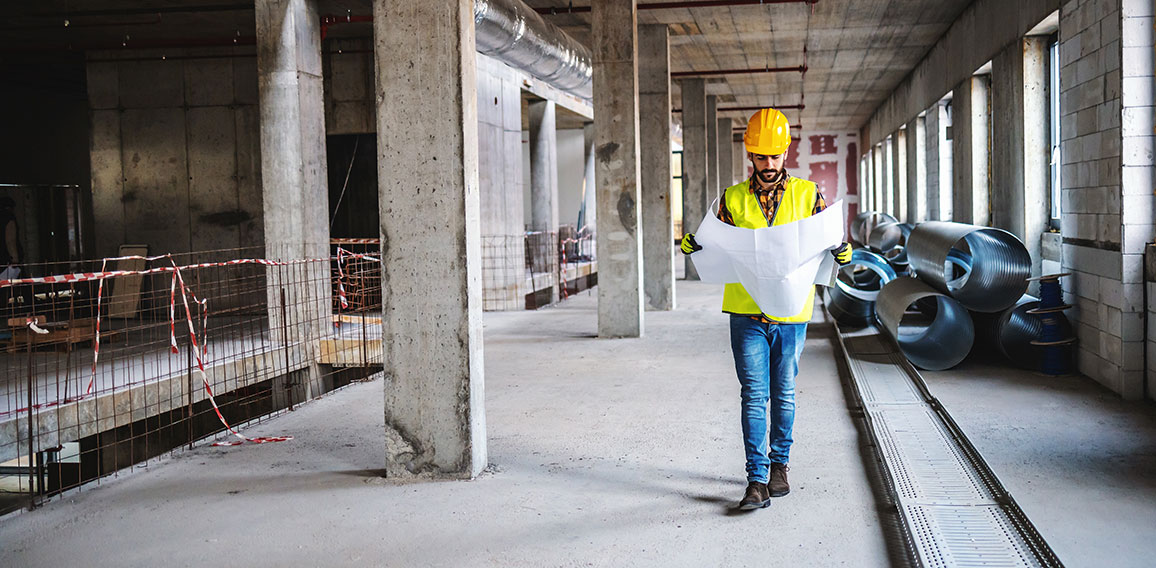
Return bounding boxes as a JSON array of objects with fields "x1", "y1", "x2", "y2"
[
  {"x1": 738, "y1": 498, "x2": 770, "y2": 510},
  {"x1": 769, "y1": 489, "x2": 789, "y2": 497}
]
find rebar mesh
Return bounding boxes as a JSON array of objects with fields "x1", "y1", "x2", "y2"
[
  {"x1": 481, "y1": 226, "x2": 596, "y2": 311},
  {"x1": 0, "y1": 242, "x2": 383, "y2": 512}
]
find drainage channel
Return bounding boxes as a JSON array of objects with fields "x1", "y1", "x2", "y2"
[{"x1": 832, "y1": 325, "x2": 1064, "y2": 568}]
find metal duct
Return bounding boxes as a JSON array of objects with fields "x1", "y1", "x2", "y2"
[
  {"x1": 973, "y1": 295, "x2": 1073, "y2": 370},
  {"x1": 875, "y1": 277, "x2": 975, "y2": 371},
  {"x1": 850, "y1": 211, "x2": 897, "y2": 246},
  {"x1": 906, "y1": 221, "x2": 1031, "y2": 313},
  {"x1": 867, "y1": 222, "x2": 912, "y2": 274},
  {"x1": 475, "y1": 0, "x2": 593, "y2": 98},
  {"x1": 826, "y1": 249, "x2": 897, "y2": 327}
]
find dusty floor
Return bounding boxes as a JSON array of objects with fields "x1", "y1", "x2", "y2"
[
  {"x1": 922, "y1": 356, "x2": 1156, "y2": 568},
  {"x1": 0, "y1": 281, "x2": 892, "y2": 567}
]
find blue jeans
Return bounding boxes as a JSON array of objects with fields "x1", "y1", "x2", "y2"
[{"x1": 729, "y1": 315, "x2": 807, "y2": 484}]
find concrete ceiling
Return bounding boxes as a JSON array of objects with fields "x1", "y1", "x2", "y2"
[
  {"x1": 529, "y1": 0, "x2": 975, "y2": 133},
  {"x1": 2, "y1": 0, "x2": 975, "y2": 134}
]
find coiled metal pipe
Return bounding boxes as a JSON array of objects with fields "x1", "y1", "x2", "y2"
[
  {"x1": 826, "y1": 249, "x2": 897, "y2": 327},
  {"x1": 973, "y1": 295, "x2": 1073, "y2": 370},
  {"x1": 875, "y1": 277, "x2": 975, "y2": 371},
  {"x1": 850, "y1": 211, "x2": 897, "y2": 246},
  {"x1": 906, "y1": 221, "x2": 1031, "y2": 313},
  {"x1": 868, "y1": 222, "x2": 913, "y2": 274},
  {"x1": 475, "y1": 0, "x2": 593, "y2": 98}
]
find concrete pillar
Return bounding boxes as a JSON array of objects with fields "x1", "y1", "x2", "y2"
[
  {"x1": 592, "y1": 0, "x2": 644, "y2": 338},
  {"x1": 732, "y1": 137, "x2": 745, "y2": 185},
  {"x1": 373, "y1": 0, "x2": 486, "y2": 478},
  {"x1": 705, "y1": 95, "x2": 719, "y2": 203},
  {"x1": 528, "y1": 100, "x2": 559, "y2": 233},
  {"x1": 906, "y1": 117, "x2": 926, "y2": 223},
  {"x1": 638, "y1": 24, "x2": 673, "y2": 311},
  {"x1": 872, "y1": 144, "x2": 884, "y2": 213},
  {"x1": 255, "y1": 0, "x2": 330, "y2": 397},
  {"x1": 952, "y1": 74, "x2": 991, "y2": 225},
  {"x1": 881, "y1": 137, "x2": 894, "y2": 215},
  {"x1": 528, "y1": 99, "x2": 559, "y2": 304},
  {"x1": 925, "y1": 102, "x2": 942, "y2": 221},
  {"x1": 581, "y1": 122, "x2": 597, "y2": 232},
  {"x1": 892, "y1": 129, "x2": 907, "y2": 221},
  {"x1": 992, "y1": 37, "x2": 1049, "y2": 284},
  {"x1": 679, "y1": 78, "x2": 707, "y2": 280},
  {"x1": 718, "y1": 117, "x2": 734, "y2": 188}
]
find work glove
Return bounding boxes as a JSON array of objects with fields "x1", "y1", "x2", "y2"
[
  {"x1": 831, "y1": 242, "x2": 852, "y2": 265},
  {"x1": 680, "y1": 233, "x2": 702, "y2": 255}
]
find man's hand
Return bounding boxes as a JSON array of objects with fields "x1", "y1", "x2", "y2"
[
  {"x1": 831, "y1": 242, "x2": 852, "y2": 265},
  {"x1": 680, "y1": 233, "x2": 702, "y2": 255}
]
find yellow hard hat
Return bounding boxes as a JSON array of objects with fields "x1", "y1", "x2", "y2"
[{"x1": 743, "y1": 108, "x2": 791, "y2": 155}]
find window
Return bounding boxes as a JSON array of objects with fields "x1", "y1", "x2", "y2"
[{"x1": 1048, "y1": 36, "x2": 1062, "y2": 228}]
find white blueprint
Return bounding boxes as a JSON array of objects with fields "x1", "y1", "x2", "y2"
[{"x1": 691, "y1": 199, "x2": 845, "y2": 317}]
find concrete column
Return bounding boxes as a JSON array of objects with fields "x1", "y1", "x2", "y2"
[
  {"x1": 592, "y1": 0, "x2": 644, "y2": 338},
  {"x1": 952, "y1": 74, "x2": 991, "y2": 225},
  {"x1": 679, "y1": 78, "x2": 707, "y2": 280},
  {"x1": 581, "y1": 122, "x2": 597, "y2": 232},
  {"x1": 528, "y1": 100, "x2": 559, "y2": 233},
  {"x1": 528, "y1": 99, "x2": 559, "y2": 304},
  {"x1": 992, "y1": 38, "x2": 1049, "y2": 284},
  {"x1": 872, "y1": 144, "x2": 884, "y2": 213},
  {"x1": 705, "y1": 95, "x2": 719, "y2": 203},
  {"x1": 255, "y1": 0, "x2": 330, "y2": 398},
  {"x1": 732, "y1": 137, "x2": 745, "y2": 184},
  {"x1": 718, "y1": 117, "x2": 734, "y2": 188},
  {"x1": 881, "y1": 137, "x2": 894, "y2": 215},
  {"x1": 925, "y1": 102, "x2": 942, "y2": 220},
  {"x1": 906, "y1": 117, "x2": 926, "y2": 223},
  {"x1": 892, "y1": 129, "x2": 907, "y2": 221},
  {"x1": 638, "y1": 24, "x2": 673, "y2": 311},
  {"x1": 373, "y1": 0, "x2": 486, "y2": 478}
]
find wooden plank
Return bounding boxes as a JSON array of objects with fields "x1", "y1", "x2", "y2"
[{"x1": 107, "y1": 245, "x2": 149, "y2": 319}]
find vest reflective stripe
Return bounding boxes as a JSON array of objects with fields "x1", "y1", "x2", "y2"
[{"x1": 720, "y1": 177, "x2": 820, "y2": 323}]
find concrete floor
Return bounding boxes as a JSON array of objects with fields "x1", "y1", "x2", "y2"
[
  {"x1": 922, "y1": 356, "x2": 1156, "y2": 568},
  {"x1": 2, "y1": 280, "x2": 1154, "y2": 567},
  {"x1": 0, "y1": 281, "x2": 891, "y2": 567}
]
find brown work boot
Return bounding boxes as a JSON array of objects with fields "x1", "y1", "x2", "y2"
[
  {"x1": 738, "y1": 481, "x2": 770, "y2": 510},
  {"x1": 768, "y1": 463, "x2": 790, "y2": 497}
]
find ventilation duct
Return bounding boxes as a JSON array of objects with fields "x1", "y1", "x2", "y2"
[
  {"x1": 876, "y1": 276, "x2": 975, "y2": 371},
  {"x1": 475, "y1": 0, "x2": 593, "y2": 98},
  {"x1": 906, "y1": 221, "x2": 1031, "y2": 313},
  {"x1": 826, "y1": 249, "x2": 897, "y2": 328}
]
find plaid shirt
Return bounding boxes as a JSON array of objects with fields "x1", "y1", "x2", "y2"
[{"x1": 718, "y1": 170, "x2": 827, "y2": 324}]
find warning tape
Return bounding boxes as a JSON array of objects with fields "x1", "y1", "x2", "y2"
[{"x1": 1, "y1": 251, "x2": 381, "y2": 443}]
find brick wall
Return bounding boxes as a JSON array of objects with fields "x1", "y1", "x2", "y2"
[{"x1": 1060, "y1": 0, "x2": 1154, "y2": 400}]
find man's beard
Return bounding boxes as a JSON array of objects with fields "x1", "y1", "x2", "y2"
[{"x1": 757, "y1": 168, "x2": 785, "y2": 185}]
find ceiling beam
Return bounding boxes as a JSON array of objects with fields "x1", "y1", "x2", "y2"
[{"x1": 536, "y1": 0, "x2": 818, "y2": 15}]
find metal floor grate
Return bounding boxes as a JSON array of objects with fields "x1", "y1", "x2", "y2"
[
  {"x1": 904, "y1": 504, "x2": 1046, "y2": 568},
  {"x1": 836, "y1": 327, "x2": 1063, "y2": 568}
]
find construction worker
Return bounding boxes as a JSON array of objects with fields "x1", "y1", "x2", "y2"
[{"x1": 680, "y1": 108, "x2": 851, "y2": 511}]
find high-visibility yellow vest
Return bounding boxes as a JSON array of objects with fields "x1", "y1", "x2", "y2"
[{"x1": 720, "y1": 176, "x2": 820, "y2": 323}]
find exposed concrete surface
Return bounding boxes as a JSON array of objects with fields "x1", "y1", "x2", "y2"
[
  {"x1": 592, "y1": 0, "x2": 644, "y2": 338},
  {"x1": 679, "y1": 78, "x2": 708, "y2": 281},
  {"x1": 0, "y1": 282, "x2": 889, "y2": 567},
  {"x1": 373, "y1": 0, "x2": 486, "y2": 477},
  {"x1": 923, "y1": 356, "x2": 1156, "y2": 568},
  {"x1": 638, "y1": 24, "x2": 674, "y2": 312}
]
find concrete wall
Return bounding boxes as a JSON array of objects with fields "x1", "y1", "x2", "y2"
[
  {"x1": 522, "y1": 128, "x2": 586, "y2": 230},
  {"x1": 862, "y1": 0, "x2": 1061, "y2": 147},
  {"x1": 789, "y1": 131, "x2": 861, "y2": 234},
  {"x1": 88, "y1": 49, "x2": 263, "y2": 258},
  {"x1": 323, "y1": 39, "x2": 375, "y2": 136}
]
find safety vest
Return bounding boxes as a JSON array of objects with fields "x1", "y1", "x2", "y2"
[{"x1": 720, "y1": 176, "x2": 820, "y2": 323}]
